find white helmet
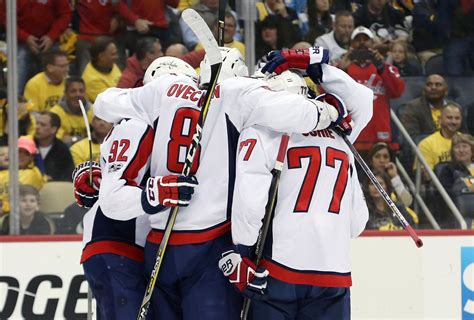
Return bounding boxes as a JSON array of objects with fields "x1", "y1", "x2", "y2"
[
  {"x1": 144, "y1": 56, "x2": 198, "y2": 85},
  {"x1": 199, "y1": 47, "x2": 249, "y2": 87},
  {"x1": 265, "y1": 70, "x2": 308, "y2": 96}
]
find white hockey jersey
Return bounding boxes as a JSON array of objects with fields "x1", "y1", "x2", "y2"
[
  {"x1": 81, "y1": 118, "x2": 153, "y2": 264},
  {"x1": 93, "y1": 66, "x2": 368, "y2": 245},
  {"x1": 232, "y1": 65, "x2": 373, "y2": 287}
]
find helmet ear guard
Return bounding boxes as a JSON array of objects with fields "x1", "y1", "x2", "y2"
[
  {"x1": 144, "y1": 56, "x2": 198, "y2": 84},
  {"x1": 198, "y1": 47, "x2": 249, "y2": 87}
]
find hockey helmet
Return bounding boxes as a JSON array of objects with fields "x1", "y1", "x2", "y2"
[
  {"x1": 199, "y1": 47, "x2": 249, "y2": 87},
  {"x1": 265, "y1": 70, "x2": 308, "y2": 96},
  {"x1": 144, "y1": 56, "x2": 198, "y2": 85}
]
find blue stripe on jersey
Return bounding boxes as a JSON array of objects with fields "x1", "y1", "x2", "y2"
[
  {"x1": 225, "y1": 114, "x2": 240, "y2": 221},
  {"x1": 91, "y1": 206, "x2": 138, "y2": 245}
]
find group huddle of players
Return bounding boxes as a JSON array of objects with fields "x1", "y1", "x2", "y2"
[{"x1": 72, "y1": 46, "x2": 373, "y2": 320}]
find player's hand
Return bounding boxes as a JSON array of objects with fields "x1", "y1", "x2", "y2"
[
  {"x1": 141, "y1": 175, "x2": 198, "y2": 214},
  {"x1": 315, "y1": 93, "x2": 353, "y2": 135},
  {"x1": 218, "y1": 245, "x2": 269, "y2": 299},
  {"x1": 262, "y1": 47, "x2": 329, "y2": 83},
  {"x1": 72, "y1": 161, "x2": 102, "y2": 209}
]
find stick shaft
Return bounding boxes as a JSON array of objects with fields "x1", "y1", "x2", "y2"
[
  {"x1": 340, "y1": 134, "x2": 423, "y2": 248},
  {"x1": 241, "y1": 134, "x2": 290, "y2": 320}
]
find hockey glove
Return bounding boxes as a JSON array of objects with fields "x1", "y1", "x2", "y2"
[
  {"x1": 262, "y1": 47, "x2": 329, "y2": 84},
  {"x1": 218, "y1": 245, "x2": 269, "y2": 299},
  {"x1": 314, "y1": 93, "x2": 353, "y2": 135},
  {"x1": 72, "y1": 161, "x2": 101, "y2": 209},
  {"x1": 141, "y1": 175, "x2": 198, "y2": 214}
]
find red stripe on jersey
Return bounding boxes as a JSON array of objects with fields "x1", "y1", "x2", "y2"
[
  {"x1": 121, "y1": 126, "x2": 155, "y2": 186},
  {"x1": 146, "y1": 221, "x2": 231, "y2": 245},
  {"x1": 260, "y1": 259, "x2": 352, "y2": 288},
  {"x1": 80, "y1": 240, "x2": 144, "y2": 264}
]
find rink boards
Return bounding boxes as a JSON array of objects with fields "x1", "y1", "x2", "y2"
[{"x1": 0, "y1": 231, "x2": 473, "y2": 320}]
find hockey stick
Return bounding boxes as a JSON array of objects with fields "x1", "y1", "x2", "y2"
[
  {"x1": 137, "y1": 9, "x2": 222, "y2": 320},
  {"x1": 339, "y1": 133, "x2": 423, "y2": 248},
  {"x1": 217, "y1": 0, "x2": 226, "y2": 46},
  {"x1": 241, "y1": 134, "x2": 290, "y2": 320},
  {"x1": 78, "y1": 100, "x2": 94, "y2": 320}
]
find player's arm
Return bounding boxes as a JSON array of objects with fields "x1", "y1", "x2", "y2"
[
  {"x1": 93, "y1": 74, "x2": 181, "y2": 125},
  {"x1": 98, "y1": 119, "x2": 198, "y2": 219},
  {"x1": 219, "y1": 126, "x2": 275, "y2": 297},
  {"x1": 237, "y1": 79, "x2": 346, "y2": 134},
  {"x1": 319, "y1": 64, "x2": 374, "y2": 142},
  {"x1": 98, "y1": 119, "x2": 155, "y2": 220},
  {"x1": 231, "y1": 127, "x2": 275, "y2": 247}
]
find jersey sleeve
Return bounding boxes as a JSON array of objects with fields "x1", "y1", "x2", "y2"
[
  {"x1": 221, "y1": 77, "x2": 319, "y2": 134},
  {"x1": 320, "y1": 64, "x2": 374, "y2": 142},
  {"x1": 231, "y1": 127, "x2": 277, "y2": 247},
  {"x1": 98, "y1": 119, "x2": 154, "y2": 221},
  {"x1": 93, "y1": 74, "x2": 193, "y2": 125}
]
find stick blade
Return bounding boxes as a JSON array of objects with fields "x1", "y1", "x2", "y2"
[{"x1": 182, "y1": 9, "x2": 221, "y2": 66}]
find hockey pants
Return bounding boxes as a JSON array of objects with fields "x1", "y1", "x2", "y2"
[
  {"x1": 248, "y1": 276, "x2": 350, "y2": 320},
  {"x1": 83, "y1": 253, "x2": 152, "y2": 320},
  {"x1": 144, "y1": 232, "x2": 242, "y2": 320}
]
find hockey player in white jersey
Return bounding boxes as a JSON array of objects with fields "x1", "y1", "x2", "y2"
[
  {"x1": 92, "y1": 47, "x2": 348, "y2": 319},
  {"x1": 72, "y1": 57, "x2": 198, "y2": 319},
  {"x1": 218, "y1": 53, "x2": 373, "y2": 319}
]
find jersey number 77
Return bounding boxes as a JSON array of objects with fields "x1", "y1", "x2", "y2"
[{"x1": 287, "y1": 146, "x2": 349, "y2": 214}]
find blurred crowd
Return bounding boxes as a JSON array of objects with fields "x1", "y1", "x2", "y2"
[{"x1": 0, "y1": 0, "x2": 473, "y2": 235}]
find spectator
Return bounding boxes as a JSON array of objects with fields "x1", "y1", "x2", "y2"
[
  {"x1": 256, "y1": 0, "x2": 301, "y2": 46},
  {"x1": 165, "y1": 43, "x2": 189, "y2": 58},
  {"x1": 0, "y1": 141, "x2": 7, "y2": 213},
  {"x1": 330, "y1": 0, "x2": 362, "y2": 13},
  {"x1": 437, "y1": 133, "x2": 474, "y2": 196},
  {"x1": 73, "y1": 0, "x2": 148, "y2": 74},
  {"x1": 304, "y1": 0, "x2": 333, "y2": 43},
  {"x1": 315, "y1": 10, "x2": 354, "y2": 65},
  {"x1": 0, "y1": 0, "x2": 72, "y2": 93},
  {"x1": 0, "y1": 137, "x2": 45, "y2": 213},
  {"x1": 117, "y1": 37, "x2": 163, "y2": 88},
  {"x1": 386, "y1": 40, "x2": 423, "y2": 77},
  {"x1": 353, "y1": 0, "x2": 409, "y2": 45},
  {"x1": 339, "y1": 26, "x2": 405, "y2": 147},
  {"x1": 418, "y1": 103, "x2": 463, "y2": 170},
  {"x1": 443, "y1": 1, "x2": 474, "y2": 76},
  {"x1": 362, "y1": 170, "x2": 418, "y2": 230},
  {"x1": 124, "y1": 0, "x2": 180, "y2": 50},
  {"x1": 0, "y1": 184, "x2": 53, "y2": 235},
  {"x1": 0, "y1": 141, "x2": 6, "y2": 169},
  {"x1": 50, "y1": 77, "x2": 93, "y2": 145},
  {"x1": 82, "y1": 36, "x2": 122, "y2": 103},
  {"x1": 181, "y1": 0, "x2": 223, "y2": 49},
  {"x1": 70, "y1": 116, "x2": 113, "y2": 166},
  {"x1": 399, "y1": 74, "x2": 460, "y2": 141},
  {"x1": 24, "y1": 50, "x2": 69, "y2": 112},
  {"x1": 411, "y1": 0, "x2": 446, "y2": 65},
  {"x1": 368, "y1": 142, "x2": 413, "y2": 206},
  {"x1": 0, "y1": 95, "x2": 36, "y2": 140},
  {"x1": 34, "y1": 112, "x2": 74, "y2": 182},
  {"x1": 195, "y1": 13, "x2": 245, "y2": 56}
]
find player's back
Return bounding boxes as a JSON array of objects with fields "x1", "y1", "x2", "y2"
[{"x1": 233, "y1": 125, "x2": 369, "y2": 287}]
